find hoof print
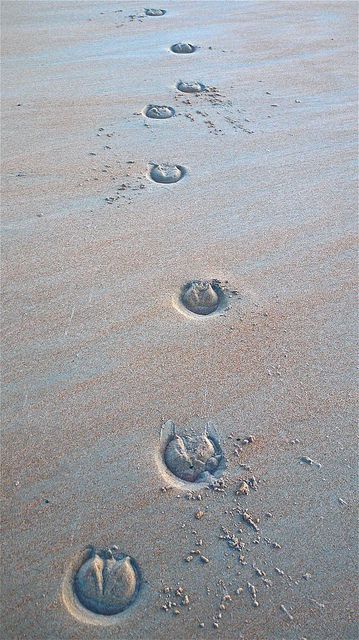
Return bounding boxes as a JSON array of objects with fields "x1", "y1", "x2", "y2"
[
  {"x1": 177, "y1": 81, "x2": 206, "y2": 94},
  {"x1": 145, "y1": 8, "x2": 166, "y2": 16},
  {"x1": 160, "y1": 420, "x2": 225, "y2": 485},
  {"x1": 74, "y1": 547, "x2": 140, "y2": 616},
  {"x1": 145, "y1": 105, "x2": 175, "y2": 119},
  {"x1": 150, "y1": 164, "x2": 185, "y2": 184},
  {"x1": 181, "y1": 279, "x2": 226, "y2": 316},
  {"x1": 171, "y1": 43, "x2": 196, "y2": 54}
]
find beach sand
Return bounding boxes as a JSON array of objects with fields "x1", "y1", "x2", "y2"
[{"x1": 1, "y1": 1, "x2": 358, "y2": 638}]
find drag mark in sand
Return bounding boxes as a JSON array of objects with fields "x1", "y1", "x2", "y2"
[{"x1": 64, "y1": 306, "x2": 75, "y2": 337}]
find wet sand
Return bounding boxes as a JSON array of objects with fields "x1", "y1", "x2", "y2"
[{"x1": 1, "y1": 1, "x2": 358, "y2": 639}]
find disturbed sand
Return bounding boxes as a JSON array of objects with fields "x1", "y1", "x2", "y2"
[{"x1": 1, "y1": 1, "x2": 358, "y2": 639}]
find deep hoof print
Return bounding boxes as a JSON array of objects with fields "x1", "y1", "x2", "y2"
[
  {"x1": 149, "y1": 164, "x2": 185, "y2": 184},
  {"x1": 63, "y1": 546, "x2": 141, "y2": 625},
  {"x1": 177, "y1": 81, "x2": 206, "y2": 94},
  {"x1": 75, "y1": 548, "x2": 139, "y2": 615},
  {"x1": 171, "y1": 43, "x2": 196, "y2": 54},
  {"x1": 145, "y1": 105, "x2": 175, "y2": 119},
  {"x1": 145, "y1": 8, "x2": 166, "y2": 16},
  {"x1": 160, "y1": 421, "x2": 225, "y2": 487},
  {"x1": 180, "y1": 279, "x2": 227, "y2": 316}
]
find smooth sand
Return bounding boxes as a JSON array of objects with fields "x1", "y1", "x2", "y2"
[{"x1": 1, "y1": 1, "x2": 358, "y2": 638}]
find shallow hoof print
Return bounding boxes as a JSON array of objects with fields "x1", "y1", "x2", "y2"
[
  {"x1": 145, "y1": 8, "x2": 166, "y2": 16},
  {"x1": 160, "y1": 421, "x2": 225, "y2": 486},
  {"x1": 177, "y1": 81, "x2": 206, "y2": 94},
  {"x1": 150, "y1": 164, "x2": 185, "y2": 184},
  {"x1": 171, "y1": 42, "x2": 196, "y2": 54},
  {"x1": 74, "y1": 547, "x2": 141, "y2": 616},
  {"x1": 145, "y1": 105, "x2": 175, "y2": 119},
  {"x1": 181, "y1": 279, "x2": 227, "y2": 316}
]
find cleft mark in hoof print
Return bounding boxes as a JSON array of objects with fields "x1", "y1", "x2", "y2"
[
  {"x1": 145, "y1": 105, "x2": 175, "y2": 119},
  {"x1": 63, "y1": 546, "x2": 141, "y2": 624},
  {"x1": 145, "y1": 8, "x2": 166, "y2": 16},
  {"x1": 180, "y1": 279, "x2": 227, "y2": 316},
  {"x1": 160, "y1": 421, "x2": 225, "y2": 487},
  {"x1": 149, "y1": 163, "x2": 185, "y2": 184},
  {"x1": 177, "y1": 81, "x2": 206, "y2": 94},
  {"x1": 171, "y1": 43, "x2": 197, "y2": 54}
]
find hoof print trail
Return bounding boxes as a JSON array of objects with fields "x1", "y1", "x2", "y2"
[
  {"x1": 181, "y1": 279, "x2": 226, "y2": 316},
  {"x1": 74, "y1": 547, "x2": 141, "y2": 616},
  {"x1": 171, "y1": 43, "x2": 197, "y2": 54},
  {"x1": 145, "y1": 8, "x2": 166, "y2": 16},
  {"x1": 145, "y1": 105, "x2": 175, "y2": 119},
  {"x1": 150, "y1": 164, "x2": 185, "y2": 183},
  {"x1": 177, "y1": 81, "x2": 206, "y2": 94},
  {"x1": 160, "y1": 420, "x2": 225, "y2": 485}
]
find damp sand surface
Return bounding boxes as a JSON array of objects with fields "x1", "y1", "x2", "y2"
[{"x1": 1, "y1": 1, "x2": 358, "y2": 639}]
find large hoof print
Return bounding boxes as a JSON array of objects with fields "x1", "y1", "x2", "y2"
[
  {"x1": 145, "y1": 8, "x2": 166, "y2": 16},
  {"x1": 177, "y1": 81, "x2": 206, "y2": 94},
  {"x1": 145, "y1": 105, "x2": 175, "y2": 119},
  {"x1": 180, "y1": 279, "x2": 227, "y2": 316},
  {"x1": 171, "y1": 43, "x2": 196, "y2": 54},
  {"x1": 63, "y1": 546, "x2": 141, "y2": 625},
  {"x1": 149, "y1": 164, "x2": 185, "y2": 184},
  {"x1": 159, "y1": 421, "x2": 225, "y2": 487}
]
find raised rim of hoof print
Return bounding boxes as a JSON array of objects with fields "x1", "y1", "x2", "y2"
[
  {"x1": 62, "y1": 546, "x2": 142, "y2": 626},
  {"x1": 144, "y1": 105, "x2": 175, "y2": 120},
  {"x1": 144, "y1": 8, "x2": 166, "y2": 16},
  {"x1": 176, "y1": 80, "x2": 206, "y2": 94},
  {"x1": 175, "y1": 279, "x2": 228, "y2": 318},
  {"x1": 170, "y1": 43, "x2": 197, "y2": 54},
  {"x1": 158, "y1": 420, "x2": 226, "y2": 489},
  {"x1": 149, "y1": 163, "x2": 186, "y2": 184}
]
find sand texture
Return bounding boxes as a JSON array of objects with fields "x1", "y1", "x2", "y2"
[{"x1": 1, "y1": 1, "x2": 358, "y2": 639}]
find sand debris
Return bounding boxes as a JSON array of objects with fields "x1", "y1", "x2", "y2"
[
  {"x1": 242, "y1": 510, "x2": 260, "y2": 532},
  {"x1": 247, "y1": 582, "x2": 259, "y2": 607},
  {"x1": 160, "y1": 585, "x2": 191, "y2": 614},
  {"x1": 235, "y1": 480, "x2": 249, "y2": 495},
  {"x1": 300, "y1": 456, "x2": 322, "y2": 468},
  {"x1": 219, "y1": 526, "x2": 243, "y2": 551},
  {"x1": 248, "y1": 476, "x2": 259, "y2": 491},
  {"x1": 253, "y1": 563, "x2": 273, "y2": 587}
]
